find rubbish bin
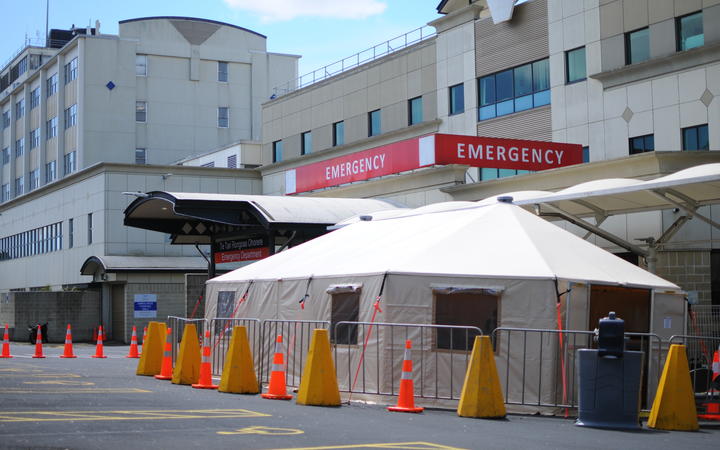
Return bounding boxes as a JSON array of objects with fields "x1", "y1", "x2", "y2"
[{"x1": 576, "y1": 312, "x2": 643, "y2": 429}]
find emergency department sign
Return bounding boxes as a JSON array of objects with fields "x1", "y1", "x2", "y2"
[
  {"x1": 284, "y1": 133, "x2": 582, "y2": 194},
  {"x1": 134, "y1": 294, "x2": 157, "y2": 318}
]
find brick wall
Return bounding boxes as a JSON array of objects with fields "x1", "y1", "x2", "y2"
[{"x1": 656, "y1": 250, "x2": 711, "y2": 305}]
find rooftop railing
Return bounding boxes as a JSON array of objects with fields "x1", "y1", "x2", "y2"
[{"x1": 271, "y1": 25, "x2": 436, "y2": 99}]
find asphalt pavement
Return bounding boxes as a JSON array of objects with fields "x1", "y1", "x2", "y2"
[{"x1": 1, "y1": 342, "x2": 718, "y2": 450}]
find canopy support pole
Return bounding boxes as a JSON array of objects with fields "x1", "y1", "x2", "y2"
[{"x1": 650, "y1": 189, "x2": 720, "y2": 231}]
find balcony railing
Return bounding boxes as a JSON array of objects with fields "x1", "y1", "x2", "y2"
[{"x1": 271, "y1": 25, "x2": 436, "y2": 99}]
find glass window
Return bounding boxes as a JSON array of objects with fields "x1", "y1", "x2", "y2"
[
  {"x1": 2, "y1": 147, "x2": 9, "y2": 165},
  {"x1": 218, "y1": 107, "x2": 229, "y2": 128},
  {"x1": 449, "y1": 83, "x2": 464, "y2": 115},
  {"x1": 333, "y1": 121, "x2": 344, "y2": 146},
  {"x1": 218, "y1": 61, "x2": 228, "y2": 82},
  {"x1": 629, "y1": 134, "x2": 655, "y2": 154},
  {"x1": 330, "y1": 291, "x2": 360, "y2": 345},
  {"x1": 227, "y1": 154, "x2": 237, "y2": 168},
  {"x1": 582, "y1": 146, "x2": 590, "y2": 163},
  {"x1": 63, "y1": 151, "x2": 76, "y2": 175},
  {"x1": 68, "y1": 218, "x2": 74, "y2": 249},
  {"x1": 29, "y1": 169, "x2": 39, "y2": 191},
  {"x1": 64, "y1": 104, "x2": 77, "y2": 129},
  {"x1": 566, "y1": 47, "x2": 586, "y2": 83},
  {"x1": 45, "y1": 160, "x2": 56, "y2": 183},
  {"x1": 47, "y1": 73, "x2": 58, "y2": 97},
  {"x1": 135, "y1": 55, "x2": 147, "y2": 76},
  {"x1": 479, "y1": 76, "x2": 496, "y2": 107},
  {"x1": 1, "y1": 183, "x2": 9, "y2": 202},
  {"x1": 64, "y1": 57, "x2": 78, "y2": 84},
  {"x1": 15, "y1": 176, "x2": 24, "y2": 196},
  {"x1": 30, "y1": 87, "x2": 40, "y2": 109},
  {"x1": 496, "y1": 70, "x2": 513, "y2": 101},
  {"x1": 136, "y1": 101, "x2": 146, "y2": 122},
  {"x1": 514, "y1": 64, "x2": 532, "y2": 97},
  {"x1": 47, "y1": 116, "x2": 57, "y2": 139},
  {"x1": 533, "y1": 59, "x2": 550, "y2": 92},
  {"x1": 478, "y1": 58, "x2": 551, "y2": 121},
  {"x1": 272, "y1": 140, "x2": 283, "y2": 163},
  {"x1": 626, "y1": 28, "x2": 650, "y2": 65},
  {"x1": 677, "y1": 11, "x2": 704, "y2": 51},
  {"x1": 15, "y1": 99, "x2": 24, "y2": 119},
  {"x1": 435, "y1": 292, "x2": 497, "y2": 351},
  {"x1": 682, "y1": 124, "x2": 709, "y2": 151},
  {"x1": 368, "y1": 109, "x2": 381, "y2": 137},
  {"x1": 30, "y1": 128, "x2": 40, "y2": 149},
  {"x1": 2, "y1": 110, "x2": 9, "y2": 128},
  {"x1": 87, "y1": 213, "x2": 93, "y2": 245},
  {"x1": 408, "y1": 96, "x2": 423, "y2": 125},
  {"x1": 135, "y1": 148, "x2": 146, "y2": 165},
  {"x1": 15, "y1": 138, "x2": 24, "y2": 157},
  {"x1": 301, "y1": 131, "x2": 312, "y2": 155}
]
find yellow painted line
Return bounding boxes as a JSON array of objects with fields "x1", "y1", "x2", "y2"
[
  {"x1": 2, "y1": 373, "x2": 82, "y2": 378},
  {"x1": 0, "y1": 388, "x2": 151, "y2": 394},
  {"x1": 0, "y1": 409, "x2": 270, "y2": 423},
  {"x1": 218, "y1": 425, "x2": 304, "y2": 436},
  {"x1": 271, "y1": 443, "x2": 467, "y2": 450},
  {"x1": 23, "y1": 380, "x2": 95, "y2": 386}
]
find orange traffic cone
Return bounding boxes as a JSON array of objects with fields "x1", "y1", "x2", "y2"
[
  {"x1": 388, "y1": 340, "x2": 423, "y2": 413},
  {"x1": 140, "y1": 326, "x2": 147, "y2": 356},
  {"x1": 1, "y1": 323, "x2": 12, "y2": 358},
  {"x1": 155, "y1": 328, "x2": 174, "y2": 380},
  {"x1": 699, "y1": 346, "x2": 720, "y2": 421},
  {"x1": 59, "y1": 324, "x2": 77, "y2": 358},
  {"x1": 91, "y1": 326, "x2": 107, "y2": 358},
  {"x1": 192, "y1": 330, "x2": 218, "y2": 389},
  {"x1": 32, "y1": 325, "x2": 45, "y2": 359},
  {"x1": 126, "y1": 326, "x2": 140, "y2": 358},
  {"x1": 261, "y1": 335, "x2": 292, "y2": 400}
]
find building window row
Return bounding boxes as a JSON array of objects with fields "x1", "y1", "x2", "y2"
[
  {"x1": 625, "y1": 11, "x2": 704, "y2": 66},
  {"x1": 64, "y1": 57, "x2": 78, "y2": 84},
  {"x1": 479, "y1": 58, "x2": 550, "y2": 121},
  {"x1": 0, "y1": 222, "x2": 63, "y2": 261}
]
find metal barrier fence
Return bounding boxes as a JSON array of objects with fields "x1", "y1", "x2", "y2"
[
  {"x1": 333, "y1": 321, "x2": 482, "y2": 400},
  {"x1": 259, "y1": 320, "x2": 330, "y2": 388},
  {"x1": 167, "y1": 316, "x2": 207, "y2": 364},
  {"x1": 669, "y1": 334, "x2": 720, "y2": 413},
  {"x1": 208, "y1": 318, "x2": 262, "y2": 379}
]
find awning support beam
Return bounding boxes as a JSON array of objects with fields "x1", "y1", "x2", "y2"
[
  {"x1": 650, "y1": 189, "x2": 720, "y2": 231},
  {"x1": 536, "y1": 202, "x2": 649, "y2": 257}
]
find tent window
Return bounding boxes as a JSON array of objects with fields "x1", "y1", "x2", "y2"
[
  {"x1": 434, "y1": 292, "x2": 497, "y2": 351},
  {"x1": 331, "y1": 292, "x2": 359, "y2": 345},
  {"x1": 217, "y1": 291, "x2": 234, "y2": 319}
]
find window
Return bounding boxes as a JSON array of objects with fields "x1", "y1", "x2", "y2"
[
  {"x1": 15, "y1": 99, "x2": 24, "y2": 119},
  {"x1": 333, "y1": 121, "x2": 344, "y2": 146},
  {"x1": 682, "y1": 124, "x2": 709, "y2": 151},
  {"x1": 47, "y1": 73, "x2": 58, "y2": 97},
  {"x1": 330, "y1": 291, "x2": 360, "y2": 345},
  {"x1": 582, "y1": 146, "x2": 590, "y2": 163},
  {"x1": 64, "y1": 104, "x2": 77, "y2": 129},
  {"x1": 45, "y1": 160, "x2": 56, "y2": 183},
  {"x1": 677, "y1": 11, "x2": 704, "y2": 51},
  {"x1": 227, "y1": 154, "x2": 237, "y2": 168},
  {"x1": 64, "y1": 57, "x2": 78, "y2": 84},
  {"x1": 435, "y1": 292, "x2": 497, "y2": 351},
  {"x1": 30, "y1": 87, "x2": 40, "y2": 109},
  {"x1": 14, "y1": 176, "x2": 24, "y2": 196},
  {"x1": 2, "y1": 110, "x2": 9, "y2": 128},
  {"x1": 272, "y1": 140, "x2": 283, "y2": 163},
  {"x1": 478, "y1": 58, "x2": 550, "y2": 121},
  {"x1": 30, "y1": 128, "x2": 40, "y2": 149},
  {"x1": 63, "y1": 151, "x2": 76, "y2": 175},
  {"x1": 135, "y1": 54, "x2": 147, "y2": 76},
  {"x1": 68, "y1": 218, "x2": 74, "y2": 249},
  {"x1": 1, "y1": 184, "x2": 9, "y2": 202},
  {"x1": 626, "y1": 28, "x2": 650, "y2": 65},
  {"x1": 565, "y1": 46, "x2": 586, "y2": 83},
  {"x1": 0, "y1": 222, "x2": 63, "y2": 260},
  {"x1": 365, "y1": 109, "x2": 380, "y2": 137},
  {"x1": 480, "y1": 168, "x2": 530, "y2": 181},
  {"x1": 449, "y1": 83, "x2": 464, "y2": 115},
  {"x1": 15, "y1": 138, "x2": 24, "y2": 157},
  {"x1": 218, "y1": 61, "x2": 228, "y2": 82},
  {"x1": 2, "y1": 147, "x2": 9, "y2": 165},
  {"x1": 408, "y1": 96, "x2": 423, "y2": 125},
  {"x1": 46, "y1": 116, "x2": 57, "y2": 139},
  {"x1": 135, "y1": 148, "x2": 146, "y2": 165},
  {"x1": 301, "y1": 131, "x2": 312, "y2": 155},
  {"x1": 201, "y1": 161, "x2": 215, "y2": 168},
  {"x1": 629, "y1": 134, "x2": 654, "y2": 154},
  {"x1": 87, "y1": 213, "x2": 93, "y2": 245},
  {"x1": 136, "y1": 101, "x2": 146, "y2": 122},
  {"x1": 17, "y1": 57, "x2": 27, "y2": 76},
  {"x1": 29, "y1": 169, "x2": 39, "y2": 191},
  {"x1": 218, "y1": 107, "x2": 229, "y2": 128}
]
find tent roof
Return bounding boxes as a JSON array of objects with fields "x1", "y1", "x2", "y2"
[{"x1": 209, "y1": 201, "x2": 679, "y2": 291}]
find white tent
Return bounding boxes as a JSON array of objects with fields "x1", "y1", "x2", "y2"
[{"x1": 205, "y1": 201, "x2": 684, "y2": 409}]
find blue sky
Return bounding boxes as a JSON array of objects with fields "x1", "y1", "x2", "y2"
[{"x1": 2, "y1": 0, "x2": 443, "y2": 75}]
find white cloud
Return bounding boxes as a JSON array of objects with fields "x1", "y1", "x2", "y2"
[{"x1": 223, "y1": 0, "x2": 387, "y2": 22}]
